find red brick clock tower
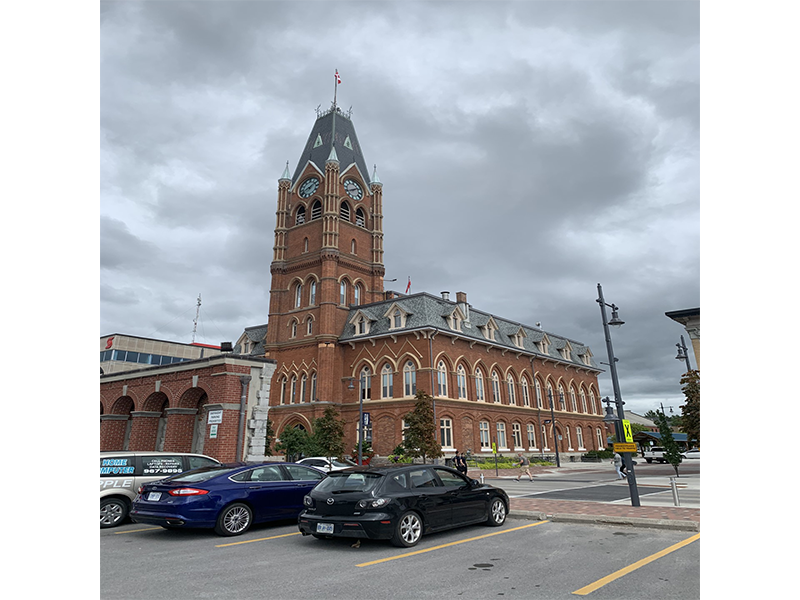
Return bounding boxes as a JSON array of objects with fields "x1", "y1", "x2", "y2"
[{"x1": 265, "y1": 104, "x2": 384, "y2": 413}]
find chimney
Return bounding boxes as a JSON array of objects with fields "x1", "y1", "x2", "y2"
[
  {"x1": 441, "y1": 291, "x2": 450, "y2": 301},
  {"x1": 456, "y1": 291, "x2": 470, "y2": 323}
]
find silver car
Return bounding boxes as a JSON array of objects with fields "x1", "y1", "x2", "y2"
[
  {"x1": 100, "y1": 451, "x2": 219, "y2": 528},
  {"x1": 296, "y1": 456, "x2": 358, "y2": 472}
]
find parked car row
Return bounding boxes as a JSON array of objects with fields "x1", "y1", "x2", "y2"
[{"x1": 101, "y1": 452, "x2": 509, "y2": 548}]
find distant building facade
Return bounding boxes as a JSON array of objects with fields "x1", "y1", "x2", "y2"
[
  {"x1": 100, "y1": 334, "x2": 223, "y2": 375},
  {"x1": 665, "y1": 308, "x2": 700, "y2": 369}
]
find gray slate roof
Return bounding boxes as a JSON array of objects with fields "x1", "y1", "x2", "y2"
[
  {"x1": 290, "y1": 106, "x2": 371, "y2": 187},
  {"x1": 339, "y1": 292, "x2": 599, "y2": 370},
  {"x1": 235, "y1": 324, "x2": 268, "y2": 356}
]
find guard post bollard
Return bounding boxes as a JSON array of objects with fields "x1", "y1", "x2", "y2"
[{"x1": 670, "y1": 477, "x2": 681, "y2": 506}]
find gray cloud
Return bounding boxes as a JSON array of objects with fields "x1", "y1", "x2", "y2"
[{"x1": 100, "y1": 0, "x2": 699, "y2": 414}]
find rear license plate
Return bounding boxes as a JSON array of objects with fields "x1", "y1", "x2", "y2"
[
  {"x1": 316, "y1": 523, "x2": 334, "y2": 534},
  {"x1": 147, "y1": 492, "x2": 162, "y2": 501}
]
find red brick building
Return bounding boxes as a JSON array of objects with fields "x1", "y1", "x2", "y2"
[{"x1": 262, "y1": 104, "x2": 607, "y2": 459}]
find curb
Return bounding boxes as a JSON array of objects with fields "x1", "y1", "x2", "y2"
[{"x1": 508, "y1": 510, "x2": 700, "y2": 532}]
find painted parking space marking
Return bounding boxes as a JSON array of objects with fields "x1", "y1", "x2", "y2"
[
  {"x1": 216, "y1": 531, "x2": 302, "y2": 548},
  {"x1": 112, "y1": 527, "x2": 163, "y2": 534},
  {"x1": 356, "y1": 521, "x2": 549, "y2": 568},
  {"x1": 571, "y1": 532, "x2": 700, "y2": 596}
]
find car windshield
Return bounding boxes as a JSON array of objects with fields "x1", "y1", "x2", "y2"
[
  {"x1": 314, "y1": 472, "x2": 382, "y2": 494},
  {"x1": 163, "y1": 465, "x2": 240, "y2": 483},
  {"x1": 330, "y1": 458, "x2": 357, "y2": 468}
]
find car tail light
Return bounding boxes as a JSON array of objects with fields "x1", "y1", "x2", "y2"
[
  {"x1": 168, "y1": 488, "x2": 209, "y2": 496},
  {"x1": 137, "y1": 486, "x2": 144, "y2": 494},
  {"x1": 356, "y1": 498, "x2": 390, "y2": 509}
]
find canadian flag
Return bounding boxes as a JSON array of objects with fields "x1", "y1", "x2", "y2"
[
  {"x1": 405, "y1": 277, "x2": 411, "y2": 294},
  {"x1": 335, "y1": 69, "x2": 341, "y2": 84}
]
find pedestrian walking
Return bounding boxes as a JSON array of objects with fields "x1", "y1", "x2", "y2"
[
  {"x1": 613, "y1": 452, "x2": 627, "y2": 479},
  {"x1": 453, "y1": 451, "x2": 468, "y2": 475},
  {"x1": 514, "y1": 453, "x2": 533, "y2": 482}
]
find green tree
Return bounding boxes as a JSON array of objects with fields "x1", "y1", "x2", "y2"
[
  {"x1": 402, "y1": 390, "x2": 442, "y2": 464},
  {"x1": 310, "y1": 406, "x2": 346, "y2": 461},
  {"x1": 274, "y1": 426, "x2": 311, "y2": 462},
  {"x1": 654, "y1": 410, "x2": 683, "y2": 477},
  {"x1": 264, "y1": 419, "x2": 275, "y2": 455},
  {"x1": 680, "y1": 369, "x2": 700, "y2": 448}
]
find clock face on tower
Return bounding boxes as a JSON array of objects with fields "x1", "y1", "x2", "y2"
[
  {"x1": 298, "y1": 177, "x2": 320, "y2": 198},
  {"x1": 343, "y1": 178, "x2": 363, "y2": 201}
]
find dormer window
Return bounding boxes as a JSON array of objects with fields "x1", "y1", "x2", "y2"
[
  {"x1": 384, "y1": 303, "x2": 410, "y2": 330},
  {"x1": 512, "y1": 328, "x2": 527, "y2": 348},
  {"x1": 449, "y1": 313, "x2": 461, "y2": 331},
  {"x1": 350, "y1": 310, "x2": 372, "y2": 336},
  {"x1": 482, "y1": 320, "x2": 498, "y2": 341},
  {"x1": 539, "y1": 336, "x2": 550, "y2": 355}
]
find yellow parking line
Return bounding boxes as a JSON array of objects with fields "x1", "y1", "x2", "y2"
[
  {"x1": 572, "y1": 533, "x2": 700, "y2": 596},
  {"x1": 112, "y1": 527, "x2": 163, "y2": 534},
  {"x1": 216, "y1": 531, "x2": 302, "y2": 548},
  {"x1": 356, "y1": 521, "x2": 549, "y2": 567}
]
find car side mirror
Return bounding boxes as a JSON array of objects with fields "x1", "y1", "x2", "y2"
[{"x1": 469, "y1": 478, "x2": 481, "y2": 488}]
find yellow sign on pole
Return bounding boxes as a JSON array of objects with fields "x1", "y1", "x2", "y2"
[
  {"x1": 614, "y1": 442, "x2": 638, "y2": 453},
  {"x1": 492, "y1": 442, "x2": 497, "y2": 454},
  {"x1": 622, "y1": 419, "x2": 634, "y2": 443}
]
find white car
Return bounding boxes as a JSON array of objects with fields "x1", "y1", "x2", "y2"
[
  {"x1": 296, "y1": 456, "x2": 358, "y2": 472},
  {"x1": 681, "y1": 449, "x2": 700, "y2": 460}
]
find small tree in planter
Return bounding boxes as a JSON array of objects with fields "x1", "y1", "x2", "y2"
[
  {"x1": 403, "y1": 390, "x2": 442, "y2": 464},
  {"x1": 275, "y1": 426, "x2": 311, "y2": 463},
  {"x1": 654, "y1": 410, "x2": 683, "y2": 477},
  {"x1": 353, "y1": 439, "x2": 373, "y2": 465},
  {"x1": 312, "y1": 406, "x2": 346, "y2": 463}
]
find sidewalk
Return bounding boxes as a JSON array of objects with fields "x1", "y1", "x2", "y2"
[{"x1": 469, "y1": 462, "x2": 700, "y2": 532}]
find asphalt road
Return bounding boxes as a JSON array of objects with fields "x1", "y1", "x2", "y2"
[{"x1": 101, "y1": 515, "x2": 699, "y2": 599}]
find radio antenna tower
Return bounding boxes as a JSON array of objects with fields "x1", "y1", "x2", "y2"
[{"x1": 192, "y1": 294, "x2": 201, "y2": 343}]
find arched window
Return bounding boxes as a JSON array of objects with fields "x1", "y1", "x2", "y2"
[
  {"x1": 570, "y1": 388, "x2": 577, "y2": 412},
  {"x1": 456, "y1": 365, "x2": 468, "y2": 399},
  {"x1": 279, "y1": 376, "x2": 287, "y2": 405},
  {"x1": 290, "y1": 320, "x2": 298, "y2": 338},
  {"x1": 311, "y1": 200, "x2": 322, "y2": 220},
  {"x1": 580, "y1": 390, "x2": 587, "y2": 413},
  {"x1": 351, "y1": 239, "x2": 357, "y2": 254},
  {"x1": 354, "y1": 283, "x2": 362, "y2": 306},
  {"x1": 295, "y1": 205, "x2": 306, "y2": 225},
  {"x1": 506, "y1": 375, "x2": 516, "y2": 405},
  {"x1": 340, "y1": 202, "x2": 350, "y2": 221},
  {"x1": 306, "y1": 317, "x2": 313, "y2": 336},
  {"x1": 492, "y1": 371, "x2": 502, "y2": 404},
  {"x1": 577, "y1": 426, "x2": 585, "y2": 449},
  {"x1": 546, "y1": 383, "x2": 554, "y2": 408},
  {"x1": 535, "y1": 380, "x2": 543, "y2": 408},
  {"x1": 475, "y1": 369, "x2": 485, "y2": 402},
  {"x1": 381, "y1": 364, "x2": 393, "y2": 398},
  {"x1": 310, "y1": 372, "x2": 317, "y2": 402},
  {"x1": 355, "y1": 208, "x2": 365, "y2": 227},
  {"x1": 303, "y1": 237, "x2": 309, "y2": 253},
  {"x1": 512, "y1": 423, "x2": 522, "y2": 448},
  {"x1": 596, "y1": 427, "x2": 605, "y2": 450},
  {"x1": 295, "y1": 283, "x2": 303, "y2": 308},
  {"x1": 309, "y1": 281, "x2": 317, "y2": 306},
  {"x1": 290, "y1": 376, "x2": 297, "y2": 404},
  {"x1": 496, "y1": 422, "x2": 507, "y2": 449},
  {"x1": 440, "y1": 417, "x2": 453, "y2": 448},
  {"x1": 527, "y1": 424, "x2": 536, "y2": 449},
  {"x1": 521, "y1": 378, "x2": 530, "y2": 407},
  {"x1": 360, "y1": 367, "x2": 372, "y2": 400},
  {"x1": 479, "y1": 421, "x2": 491, "y2": 449},
  {"x1": 300, "y1": 374, "x2": 307, "y2": 403},
  {"x1": 437, "y1": 361, "x2": 448, "y2": 397},
  {"x1": 590, "y1": 392, "x2": 597, "y2": 415},
  {"x1": 340, "y1": 280, "x2": 348, "y2": 305},
  {"x1": 558, "y1": 384, "x2": 566, "y2": 409},
  {"x1": 403, "y1": 361, "x2": 416, "y2": 396}
]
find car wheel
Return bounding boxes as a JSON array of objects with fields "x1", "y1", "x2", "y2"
[
  {"x1": 486, "y1": 497, "x2": 507, "y2": 527},
  {"x1": 391, "y1": 511, "x2": 423, "y2": 548},
  {"x1": 100, "y1": 498, "x2": 128, "y2": 529},
  {"x1": 214, "y1": 503, "x2": 253, "y2": 536}
]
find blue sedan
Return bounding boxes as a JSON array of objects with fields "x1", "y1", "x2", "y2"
[{"x1": 130, "y1": 462, "x2": 326, "y2": 536}]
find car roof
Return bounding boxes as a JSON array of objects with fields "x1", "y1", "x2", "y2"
[
  {"x1": 334, "y1": 464, "x2": 454, "y2": 475},
  {"x1": 99, "y1": 451, "x2": 216, "y2": 459}
]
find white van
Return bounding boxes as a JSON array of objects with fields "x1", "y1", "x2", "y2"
[{"x1": 100, "y1": 451, "x2": 219, "y2": 528}]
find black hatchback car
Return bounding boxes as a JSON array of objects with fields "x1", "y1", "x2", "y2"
[{"x1": 298, "y1": 464, "x2": 509, "y2": 547}]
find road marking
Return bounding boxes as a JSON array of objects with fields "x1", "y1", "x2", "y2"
[
  {"x1": 216, "y1": 531, "x2": 302, "y2": 547},
  {"x1": 112, "y1": 527, "x2": 163, "y2": 534},
  {"x1": 356, "y1": 521, "x2": 549, "y2": 567},
  {"x1": 571, "y1": 532, "x2": 700, "y2": 596}
]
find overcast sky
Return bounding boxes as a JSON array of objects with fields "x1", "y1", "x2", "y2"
[{"x1": 99, "y1": 0, "x2": 700, "y2": 416}]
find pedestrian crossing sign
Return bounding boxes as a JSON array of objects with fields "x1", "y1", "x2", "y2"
[{"x1": 622, "y1": 419, "x2": 633, "y2": 443}]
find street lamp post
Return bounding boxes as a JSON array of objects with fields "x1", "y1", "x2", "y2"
[
  {"x1": 596, "y1": 283, "x2": 641, "y2": 507},
  {"x1": 675, "y1": 335, "x2": 693, "y2": 372},
  {"x1": 545, "y1": 388, "x2": 561, "y2": 467},
  {"x1": 347, "y1": 375, "x2": 366, "y2": 465}
]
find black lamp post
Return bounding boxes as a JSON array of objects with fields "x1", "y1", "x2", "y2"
[
  {"x1": 347, "y1": 375, "x2": 366, "y2": 465},
  {"x1": 545, "y1": 388, "x2": 561, "y2": 467},
  {"x1": 675, "y1": 335, "x2": 693, "y2": 372},
  {"x1": 596, "y1": 283, "x2": 641, "y2": 507}
]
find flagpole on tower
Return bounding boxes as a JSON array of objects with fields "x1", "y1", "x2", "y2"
[{"x1": 333, "y1": 69, "x2": 341, "y2": 107}]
